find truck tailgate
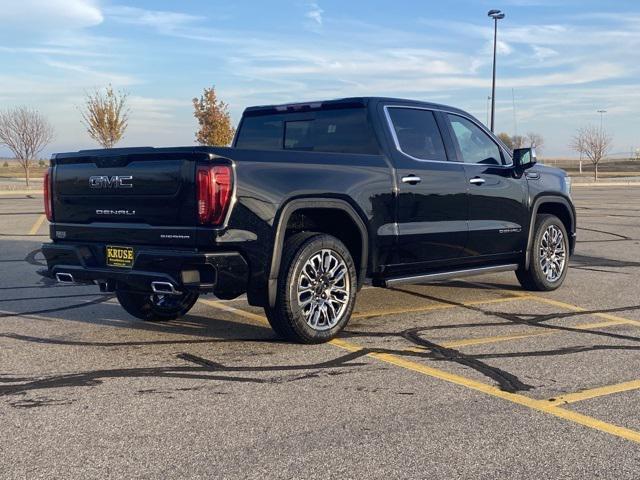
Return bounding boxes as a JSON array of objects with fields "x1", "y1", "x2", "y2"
[{"x1": 51, "y1": 149, "x2": 212, "y2": 247}]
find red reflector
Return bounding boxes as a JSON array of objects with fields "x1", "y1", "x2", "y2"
[
  {"x1": 197, "y1": 165, "x2": 233, "y2": 225},
  {"x1": 44, "y1": 168, "x2": 53, "y2": 221}
]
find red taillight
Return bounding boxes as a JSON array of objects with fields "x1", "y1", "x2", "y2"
[
  {"x1": 44, "y1": 167, "x2": 53, "y2": 221},
  {"x1": 197, "y1": 165, "x2": 233, "y2": 225}
]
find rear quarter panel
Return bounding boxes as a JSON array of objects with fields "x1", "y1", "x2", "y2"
[{"x1": 207, "y1": 147, "x2": 394, "y2": 303}]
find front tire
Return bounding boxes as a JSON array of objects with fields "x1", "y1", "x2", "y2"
[
  {"x1": 265, "y1": 232, "x2": 357, "y2": 344},
  {"x1": 516, "y1": 214, "x2": 570, "y2": 291},
  {"x1": 116, "y1": 289, "x2": 199, "y2": 322}
]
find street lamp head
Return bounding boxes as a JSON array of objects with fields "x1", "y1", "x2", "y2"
[{"x1": 488, "y1": 9, "x2": 505, "y2": 19}]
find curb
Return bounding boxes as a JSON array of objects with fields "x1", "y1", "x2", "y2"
[{"x1": 573, "y1": 182, "x2": 640, "y2": 187}]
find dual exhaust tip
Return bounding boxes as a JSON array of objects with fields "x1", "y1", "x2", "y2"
[
  {"x1": 55, "y1": 272, "x2": 75, "y2": 284},
  {"x1": 55, "y1": 273, "x2": 181, "y2": 295},
  {"x1": 150, "y1": 281, "x2": 182, "y2": 295}
]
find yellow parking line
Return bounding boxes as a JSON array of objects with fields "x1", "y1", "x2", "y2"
[
  {"x1": 199, "y1": 298, "x2": 269, "y2": 323},
  {"x1": 442, "y1": 331, "x2": 552, "y2": 348},
  {"x1": 441, "y1": 318, "x2": 632, "y2": 349},
  {"x1": 329, "y1": 338, "x2": 640, "y2": 444},
  {"x1": 0, "y1": 190, "x2": 43, "y2": 196},
  {"x1": 28, "y1": 214, "x2": 47, "y2": 235},
  {"x1": 203, "y1": 301, "x2": 640, "y2": 444},
  {"x1": 352, "y1": 294, "x2": 531, "y2": 319},
  {"x1": 531, "y1": 296, "x2": 640, "y2": 327},
  {"x1": 546, "y1": 380, "x2": 640, "y2": 407},
  {"x1": 462, "y1": 281, "x2": 640, "y2": 328}
]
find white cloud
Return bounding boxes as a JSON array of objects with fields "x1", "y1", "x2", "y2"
[
  {"x1": 305, "y1": 2, "x2": 324, "y2": 26},
  {"x1": 0, "y1": 0, "x2": 103, "y2": 31},
  {"x1": 531, "y1": 45, "x2": 558, "y2": 61},
  {"x1": 105, "y1": 6, "x2": 204, "y2": 31},
  {"x1": 42, "y1": 58, "x2": 139, "y2": 86}
]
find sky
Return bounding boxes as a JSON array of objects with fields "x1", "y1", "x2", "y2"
[{"x1": 0, "y1": 0, "x2": 639, "y2": 157}]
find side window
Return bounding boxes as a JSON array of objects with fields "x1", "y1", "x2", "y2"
[
  {"x1": 447, "y1": 114, "x2": 503, "y2": 165},
  {"x1": 387, "y1": 108, "x2": 447, "y2": 162}
]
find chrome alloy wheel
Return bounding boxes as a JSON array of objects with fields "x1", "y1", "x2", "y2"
[
  {"x1": 296, "y1": 249, "x2": 350, "y2": 331},
  {"x1": 539, "y1": 224, "x2": 567, "y2": 282}
]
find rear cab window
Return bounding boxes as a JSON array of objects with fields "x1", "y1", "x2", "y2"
[{"x1": 235, "y1": 107, "x2": 380, "y2": 155}]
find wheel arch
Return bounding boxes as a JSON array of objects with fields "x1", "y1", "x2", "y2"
[
  {"x1": 525, "y1": 195, "x2": 576, "y2": 269},
  {"x1": 268, "y1": 198, "x2": 369, "y2": 308}
]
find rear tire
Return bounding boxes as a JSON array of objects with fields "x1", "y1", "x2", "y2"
[
  {"x1": 116, "y1": 289, "x2": 199, "y2": 322},
  {"x1": 516, "y1": 214, "x2": 569, "y2": 291},
  {"x1": 264, "y1": 232, "x2": 357, "y2": 344}
]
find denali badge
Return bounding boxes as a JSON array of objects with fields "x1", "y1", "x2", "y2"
[
  {"x1": 89, "y1": 175, "x2": 133, "y2": 189},
  {"x1": 96, "y1": 209, "x2": 136, "y2": 216}
]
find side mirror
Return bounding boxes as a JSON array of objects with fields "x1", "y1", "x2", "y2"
[{"x1": 513, "y1": 147, "x2": 537, "y2": 169}]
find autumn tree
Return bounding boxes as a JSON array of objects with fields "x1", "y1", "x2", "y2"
[
  {"x1": 570, "y1": 126, "x2": 612, "y2": 181},
  {"x1": 81, "y1": 85, "x2": 129, "y2": 148},
  {"x1": 193, "y1": 86, "x2": 235, "y2": 146},
  {"x1": 497, "y1": 132, "x2": 513, "y2": 150},
  {"x1": 0, "y1": 107, "x2": 54, "y2": 186},
  {"x1": 497, "y1": 133, "x2": 528, "y2": 151}
]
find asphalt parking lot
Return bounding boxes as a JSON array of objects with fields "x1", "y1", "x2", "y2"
[{"x1": 1, "y1": 187, "x2": 640, "y2": 479}]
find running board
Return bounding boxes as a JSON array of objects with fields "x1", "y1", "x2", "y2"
[{"x1": 383, "y1": 264, "x2": 519, "y2": 287}]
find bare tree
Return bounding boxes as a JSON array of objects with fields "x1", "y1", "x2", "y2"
[
  {"x1": 81, "y1": 85, "x2": 129, "y2": 148},
  {"x1": 571, "y1": 126, "x2": 612, "y2": 181},
  {"x1": 526, "y1": 132, "x2": 544, "y2": 153},
  {"x1": 511, "y1": 134, "x2": 525, "y2": 149},
  {"x1": 193, "y1": 86, "x2": 235, "y2": 146},
  {"x1": 0, "y1": 107, "x2": 54, "y2": 186}
]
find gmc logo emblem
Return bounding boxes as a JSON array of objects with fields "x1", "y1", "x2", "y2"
[{"x1": 89, "y1": 175, "x2": 133, "y2": 189}]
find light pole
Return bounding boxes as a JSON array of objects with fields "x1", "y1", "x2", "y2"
[
  {"x1": 488, "y1": 9, "x2": 505, "y2": 133},
  {"x1": 597, "y1": 109, "x2": 607, "y2": 131},
  {"x1": 486, "y1": 95, "x2": 491, "y2": 126}
]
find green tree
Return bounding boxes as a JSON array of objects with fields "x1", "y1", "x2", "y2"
[
  {"x1": 81, "y1": 84, "x2": 129, "y2": 148},
  {"x1": 193, "y1": 86, "x2": 235, "y2": 146}
]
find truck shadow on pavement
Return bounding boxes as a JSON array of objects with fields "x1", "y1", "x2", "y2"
[
  {"x1": 5, "y1": 285, "x2": 640, "y2": 404},
  {"x1": 3, "y1": 246, "x2": 640, "y2": 405}
]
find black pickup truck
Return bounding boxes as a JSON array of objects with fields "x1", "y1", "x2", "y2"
[{"x1": 42, "y1": 97, "x2": 576, "y2": 343}]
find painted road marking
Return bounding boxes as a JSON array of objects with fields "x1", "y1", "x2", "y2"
[
  {"x1": 352, "y1": 294, "x2": 531, "y2": 319},
  {"x1": 203, "y1": 299, "x2": 640, "y2": 445},
  {"x1": 199, "y1": 299, "x2": 268, "y2": 323},
  {"x1": 441, "y1": 318, "x2": 635, "y2": 349},
  {"x1": 462, "y1": 280, "x2": 640, "y2": 328},
  {"x1": 546, "y1": 380, "x2": 640, "y2": 407},
  {"x1": 329, "y1": 338, "x2": 640, "y2": 444},
  {"x1": 0, "y1": 190, "x2": 43, "y2": 196},
  {"x1": 531, "y1": 296, "x2": 640, "y2": 327},
  {"x1": 27, "y1": 214, "x2": 46, "y2": 235}
]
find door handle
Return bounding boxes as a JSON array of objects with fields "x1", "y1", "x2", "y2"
[
  {"x1": 402, "y1": 175, "x2": 422, "y2": 185},
  {"x1": 469, "y1": 177, "x2": 486, "y2": 185}
]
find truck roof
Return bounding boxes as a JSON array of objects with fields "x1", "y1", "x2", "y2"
[{"x1": 243, "y1": 96, "x2": 469, "y2": 117}]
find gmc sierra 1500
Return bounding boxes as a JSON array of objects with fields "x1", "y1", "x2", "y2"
[{"x1": 43, "y1": 97, "x2": 576, "y2": 343}]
